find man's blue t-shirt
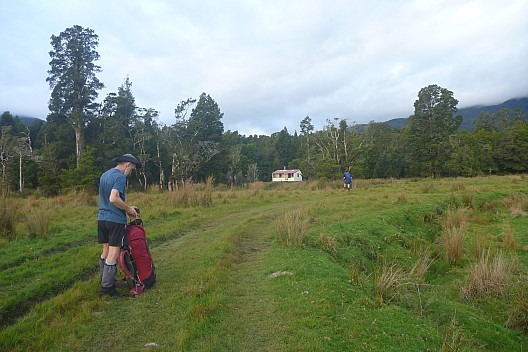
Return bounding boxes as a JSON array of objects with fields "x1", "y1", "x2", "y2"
[
  {"x1": 344, "y1": 171, "x2": 352, "y2": 183},
  {"x1": 98, "y1": 168, "x2": 127, "y2": 224}
]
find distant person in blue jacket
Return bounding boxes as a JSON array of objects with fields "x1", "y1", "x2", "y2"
[{"x1": 343, "y1": 171, "x2": 352, "y2": 191}]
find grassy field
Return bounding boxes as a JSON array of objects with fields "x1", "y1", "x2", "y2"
[{"x1": 1, "y1": 176, "x2": 528, "y2": 351}]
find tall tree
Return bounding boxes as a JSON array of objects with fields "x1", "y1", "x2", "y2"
[
  {"x1": 0, "y1": 126, "x2": 15, "y2": 194},
  {"x1": 188, "y1": 93, "x2": 224, "y2": 180},
  {"x1": 87, "y1": 77, "x2": 136, "y2": 163},
  {"x1": 134, "y1": 107, "x2": 160, "y2": 189},
  {"x1": 167, "y1": 98, "x2": 196, "y2": 185},
  {"x1": 273, "y1": 127, "x2": 295, "y2": 170},
  {"x1": 495, "y1": 112, "x2": 528, "y2": 173},
  {"x1": 358, "y1": 122, "x2": 403, "y2": 178},
  {"x1": 47, "y1": 25, "x2": 104, "y2": 168},
  {"x1": 401, "y1": 84, "x2": 461, "y2": 177},
  {"x1": 189, "y1": 93, "x2": 224, "y2": 142},
  {"x1": 300, "y1": 116, "x2": 314, "y2": 163}
]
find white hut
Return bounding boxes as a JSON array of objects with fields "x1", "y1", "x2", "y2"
[{"x1": 271, "y1": 169, "x2": 302, "y2": 182}]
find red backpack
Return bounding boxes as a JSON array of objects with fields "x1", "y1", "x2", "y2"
[{"x1": 118, "y1": 219, "x2": 156, "y2": 297}]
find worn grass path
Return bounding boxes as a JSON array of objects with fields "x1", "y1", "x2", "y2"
[{"x1": 1, "y1": 190, "x2": 320, "y2": 351}]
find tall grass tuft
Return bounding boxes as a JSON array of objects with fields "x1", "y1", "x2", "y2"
[
  {"x1": 448, "y1": 192, "x2": 460, "y2": 209},
  {"x1": 0, "y1": 197, "x2": 18, "y2": 240},
  {"x1": 442, "y1": 206, "x2": 468, "y2": 231},
  {"x1": 396, "y1": 192, "x2": 407, "y2": 203},
  {"x1": 450, "y1": 181, "x2": 466, "y2": 192},
  {"x1": 306, "y1": 179, "x2": 332, "y2": 191},
  {"x1": 169, "y1": 178, "x2": 215, "y2": 207},
  {"x1": 57, "y1": 189, "x2": 97, "y2": 207},
  {"x1": 461, "y1": 189, "x2": 476, "y2": 209},
  {"x1": 470, "y1": 232, "x2": 486, "y2": 259},
  {"x1": 249, "y1": 181, "x2": 265, "y2": 196},
  {"x1": 506, "y1": 282, "x2": 528, "y2": 333},
  {"x1": 26, "y1": 207, "x2": 51, "y2": 239},
  {"x1": 443, "y1": 224, "x2": 465, "y2": 264},
  {"x1": 441, "y1": 313, "x2": 465, "y2": 352},
  {"x1": 461, "y1": 250, "x2": 509, "y2": 300},
  {"x1": 201, "y1": 176, "x2": 214, "y2": 207},
  {"x1": 169, "y1": 179, "x2": 195, "y2": 207},
  {"x1": 501, "y1": 221, "x2": 520, "y2": 251},
  {"x1": 503, "y1": 193, "x2": 528, "y2": 218},
  {"x1": 441, "y1": 208, "x2": 468, "y2": 264},
  {"x1": 420, "y1": 182, "x2": 435, "y2": 193},
  {"x1": 317, "y1": 231, "x2": 337, "y2": 253},
  {"x1": 147, "y1": 184, "x2": 162, "y2": 193},
  {"x1": 275, "y1": 208, "x2": 311, "y2": 247},
  {"x1": 374, "y1": 263, "x2": 404, "y2": 305},
  {"x1": 409, "y1": 246, "x2": 434, "y2": 281}
]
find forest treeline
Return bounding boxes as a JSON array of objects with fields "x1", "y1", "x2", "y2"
[{"x1": 1, "y1": 25, "x2": 527, "y2": 195}]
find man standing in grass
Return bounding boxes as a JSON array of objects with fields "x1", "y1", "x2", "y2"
[
  {"x1": 98, "y1": 154, "x2": 141, "y2": 297},
  {"x1": 343, "y1": 170, "x2": 352, "y2": 191}
]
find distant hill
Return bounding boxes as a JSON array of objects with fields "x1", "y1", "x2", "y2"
[
  {"x1": 18, "y1": 115, "x2": 45, "y2": 125},
  {"x1": 382, "y1": 97, "x2": 528, "y2": 130}
]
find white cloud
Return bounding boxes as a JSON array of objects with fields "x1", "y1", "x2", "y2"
[{"x1": 1, "y1": 0, "x2": 527, "y2": 134}]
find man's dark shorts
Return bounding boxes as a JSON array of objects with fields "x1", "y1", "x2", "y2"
[{"x1": 98, "y1": 220, "x2": 128, "y2": 247}]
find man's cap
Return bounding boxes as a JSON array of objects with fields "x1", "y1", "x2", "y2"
[{"x1": 112, "y1": 153, "x2": 142, "y2": 169}]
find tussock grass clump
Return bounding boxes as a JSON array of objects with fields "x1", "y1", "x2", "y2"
[
  {"x1": 0, "y1": 197, "x2": 18, "y2": 240},
  {"x1": 317, "y1": 231, "x2": 337, "y2": 253},
  {"x1": 448, "y1": 192, "x2": 460, "y2": 208},
  {"x1": 396, "y1": 192, "x2": 407, "y2": 203},
  {"x1": 450, "y1": 181, "x2": 466, "y2": 192},
  {"x1": 443, "y1": 224, "x2": 465, "y2": 264},
  {"x1": 501, "y1": 221, "x2": 520, "y2": 251},
  {"x1": 201, "y1": 176, "x2": 214, "y2": 207},
  {"x1": 510, "y1": 207, "x2": 526, "y2": 218},
  {"x1": 506, "y1": 193, "x2": 528, "y2": 207},
  {"x1": 409, "y1": 246, "x2": 434, "y2": 281},
  {"x1": 503, "y1": 193, "x2": 528, "y2": 218},
  {"x1": 461, "y1": 189, "x2": 476, "y2": 209},
  {"x1": 441, "y1": 207, "x2": 468, "y2": 231},
  {"x1": 470, "y1": 232, "x2": 486, "y2": 259},
  {"x1": 441, "y1": 207, "x2": 468, "y2": 264},
  {"x1": 420, "y1": 182, "x2": 435, "y2": 193},
  {"x1": 249, "y1": 181, "x2": 265, "y2": 196},
  {"x1": 461, "y1": 250, "x2": 509, "y2": 300},
  {"x1": 479, "y1": 199, "x2": 498, "y2": 212},
  {"x1": 26, "y1": 208, "x2": 51, "y2": 239},
  {"x1": 275, "y1": 208, "x2": 311, "y2": 247},
  {"x1": 506, "y1": 282, "x2": 528, "y2": 334},
  {"x1": 56, "y1": 190, "x2": 97, "y2": 207},
  {"x1": 374, "y1": 263, "x2": 405, "y2": 305},
  {"x1": 147, "y1": 184, "x2": 162, "y2": 193},
  {"x1": 168, "y1": 177, "x2": 214, "y2": 207},
  {"x1": 169, "y1": 179, "x2": 195, "y2": 207},
  {"x1": 306, "y1": 179, "x2": 331, "y2": 191}
]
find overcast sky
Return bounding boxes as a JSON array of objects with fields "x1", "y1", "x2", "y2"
[{"x1": 1, "y1": 0, "x2": 527, "y2": 135}]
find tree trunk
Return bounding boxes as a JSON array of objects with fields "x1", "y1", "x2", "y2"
[
  {"x1": 19, "y1": 153, "x2": 23, "y2": 193},
  {"x1": 75, "y1": 125, "x2": 83, "y2": 169},
  {"x1": 157, "y1": 143, "x2": 164, "y2": 190}
]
